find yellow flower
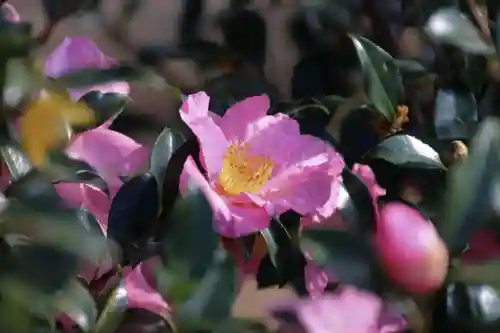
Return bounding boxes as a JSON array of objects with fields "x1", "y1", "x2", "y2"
[{"x1": 20, "y1": 91, "x2": 95, "y2": 167}]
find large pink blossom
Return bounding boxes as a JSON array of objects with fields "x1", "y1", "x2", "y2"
[
  {"x1": 272, "y1": 286, "x2": 407, "y2": 333},
  {"x1": 180, "y1": 92, "x2": 344, "y2": 237},
  {"x1": 45, "y1": 36, "x2": 129, "y2": 100}
]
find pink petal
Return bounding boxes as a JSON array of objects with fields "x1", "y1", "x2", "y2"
[
  {"x1": 218, "y1": 95, "x2": 270, "y2": 141},
  {"x1": 304, "y1": 259, "x2": 329, "y2": 299},
  {"x1": 292, "y1": 288, "x2": 383, "y2": 333},
  {"x1": 68, "y1": 128, "x2": 147, "y2": 182},
  {"x1": 352, "y1": 164, "x2": 386, "y2": 204},
  {"x1": 180, "y1": 93, "x2": 229, "y2": 178},
  {"x1": 125, "y1": 262, "x2": 170, "y2": 317},
  {"x1": 183, "y1": 157, "x2": 270, "y2": 237},
  {"x1": 45, "y1": 36, "x2": 129, "y2": 100}
]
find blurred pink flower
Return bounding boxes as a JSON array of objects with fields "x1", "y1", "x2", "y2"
[
  {"x1": 461, "y1": 229, "x2": 500, "y2": 264},
  {"x1": 45, "y1": 36, "x2": 129, "y2": 100},
  {"x1": 180, "y1": 92, "x2": 343, "y2": 237},
  {"x1": 272, "y1": 286, "x2": 407, "y2": 333}
]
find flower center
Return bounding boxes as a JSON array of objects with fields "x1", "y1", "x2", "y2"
[{"x1": 218, "y1": 141, "x2": 274, "y2": 196}]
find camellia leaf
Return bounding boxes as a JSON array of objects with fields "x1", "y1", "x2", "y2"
[
  {"x1": 4, "y1": 169, "x2": 62, "y2": 208},
  {"x1": 425, "y1": 7, "x2": 495, "y2": 55},
  {"x1": 161, "y1": 191, "x2": 218, "y2": 281},
  {"x1": 0, "y1": 20, "x2": 33, "y2": 57},
  {"x1": 107, "y1": 173, "x2": 159, "y2": 264},
  {"x1": 363, "y1": 134, "x2": 446, "y2": 170},
  {"x1": 90, "y1": 279, "x2": 128, "y2": 333},
  {"x1": 0, "y1": 145, "x2": 32, "y2": 181},
  {"x1": 300, "y1": 228, "x2": 382, "y2": 293},
  {"x1": 49, "y1": 151, "x2": 109, "y2": 196},
  {"x1": 149, "y1": 127, "x2": 186, "y2": 198},
  {"x1": 174, "y1": 249, "x2": 237, "y2": 331},
  {"x1": 78, "y1": 91, "x2": 131, "y2": 131},
  {"x1": 42, "y1": 0, "x2": 98, "y2": 24},
  {"x1": 3, "y1": 57, "x2": 40, "y2": 108},
  {"x1": 55, "y1": 279, "x2": 98, "y2": 332},
  {"x1": 440, "y1": 118, "x2": 500, "y2": 254},
  {"x1": 54, "y1": 66, "x2": 145, "y2": 90},
  {"x1": 350, "y1": 35, "x2": 403, "y2": 122}
]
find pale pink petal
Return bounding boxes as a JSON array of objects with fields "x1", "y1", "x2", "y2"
[
  {"x1": 352, "y1": 164, "x2": 386, "y2": 204},
  {"x1": 68, "y1": 128, "x2": 147, "y2": 183},
  {"x1": 218, "y1": 95, "x2": 270, "y2": 140},
  {"x1": 378, "y1": 309, "x2": 408, "y2": 333},
  {"x1": 45, "y1": 36, "x2": 129, "y2": 100},
  {"x1": 301, "y1": 177, "x2": 344, "y2": 227},
  {"x1": 125, "y1": 262, "x2": 170, "y2": 317},
  {"x1": 304, "y1": 259, "x2": 329, "y2": 299},
  {"x1": 55, "y1": 183, "x2": 86, "y2": 208},
  {"x1": 183, "y1": 157, "x2": 270, "y2": 237},
  {"x1": 180, "y1": 93, "x2": 229, "y2": 178}
]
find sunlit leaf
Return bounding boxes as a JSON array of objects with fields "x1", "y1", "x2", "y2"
[
  {"x1": 149, "y1": 127, "x2": 186, "y2": 199},
  {"x1": 0, "y1": 145, "x2": 32, "y2": 181},
  {"x1": 350, "y1": 35, "x2": 403, "y2": 122},
  {"x1": 364, "y1": 134, "x2": 446, "y2": 170},
  {"x1": 55, "y1": 279, "x2": 98, "y2": 332},
  {"x1": 19, "y1": 91, "x2": 95, "y2": 167},
  {"x1": 90, "y1": 279, "x2": 128, "y2": 333},
  {"x1": 425, "y1": 7, "x2": 495, "y2": 55},
  {"x1": 4, "y1": 58, "x2": 40, "y2": 108}
]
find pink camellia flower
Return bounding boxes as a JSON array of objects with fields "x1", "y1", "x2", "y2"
[
  {"x1": 376, "y1": 202, "x2": 449, "y2": 294},
  {"x1": 45, "y1": 36, "x2": 130, "y2": 100},
  {"x1": 180, "y1": 92, "x2": 344, "y2": 237},
  {"x1": 272, "y1": 286, "x2": 408, "y2": 333},
  {"x1": 461, "y1": 229, "x2": 500, "y2": 264}
]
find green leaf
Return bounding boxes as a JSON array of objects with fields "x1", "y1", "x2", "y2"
[
  {"x1": 55, "y1": 279, "x2": 98, "y2": 332},
  {"x1": 90, "y1": 279, "x2": 128, "y2": 333},
  {"x1": 174, "y1": 250, "x2": 237, "y2": 331},
  {"x1": 161, "y1": 191, "x2": 218, "y2": 281},
  {"x1": 350, "y1": 35, "x2": 403, "y2": 122},
  {"x1": 53, "y1": 66, "x2": 145, "y2": 89},
  {"x1": 0, "y1": 21, "x2": 33, "y2": 57},
  {"x1": 149, "y1": 127, "x2": 186, "y2": 199},
  {"x1": 301, "y1": 228, "x2": 382, "y2": 293},
  {"x1": 42, "y1": 0, "x2": 99, "y2": 24},
  {"x1": 0, "y1": 145, "x2": 32, "y2": 181},
  {"x1": 439, "y1": 118, "x2": 500, "y2": 253},
  {"x1": 78, "y1": 91, "x2": 132, "y2": 130}
]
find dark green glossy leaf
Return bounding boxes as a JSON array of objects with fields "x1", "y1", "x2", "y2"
[
  {"x1": 90, "y1": 279, "x2": 128, "y2": 333},
  {"x1": 161, "y1": 191, "x2": 217, "y2": 280},
  {"x1": 174, "y1": 249, "x2": 237, "y2": 330},
  {"x1": 394, "y1": 59, "x2": 429, "y2": 81},
  {"x1": 78, "y1": 208, "x2": 105, "y2": 237},
  {"x1": 78, "y1": 91, "x2": 131, "y2": 130},
  {"x1": 4, "y1": 58, "x2": 39, "y2": 108},
  {"x1": 149, "y1": 127, "x2": 186, "y2": 196},
  {"x1": 301, "y1": 228, "x2": 382, "y2": 293},
  {"x1": 107, "y1": 173, "x2": 159, "y2": 263},
  {"x1": 350, "y1": 35, "x2": 403, "y2": 122},
  {"x1": 257, "y1": 217, "x2": 305, "y2": 289},
  {"x1": 440, "y1": 118, "x2": 500, "y2": 254},
  {"x1": 54, "y1": 66, "x2": 145, "y2": 90},
  {"x1": 364, "y1": 134, "x2": 446, "y2": 170}
]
